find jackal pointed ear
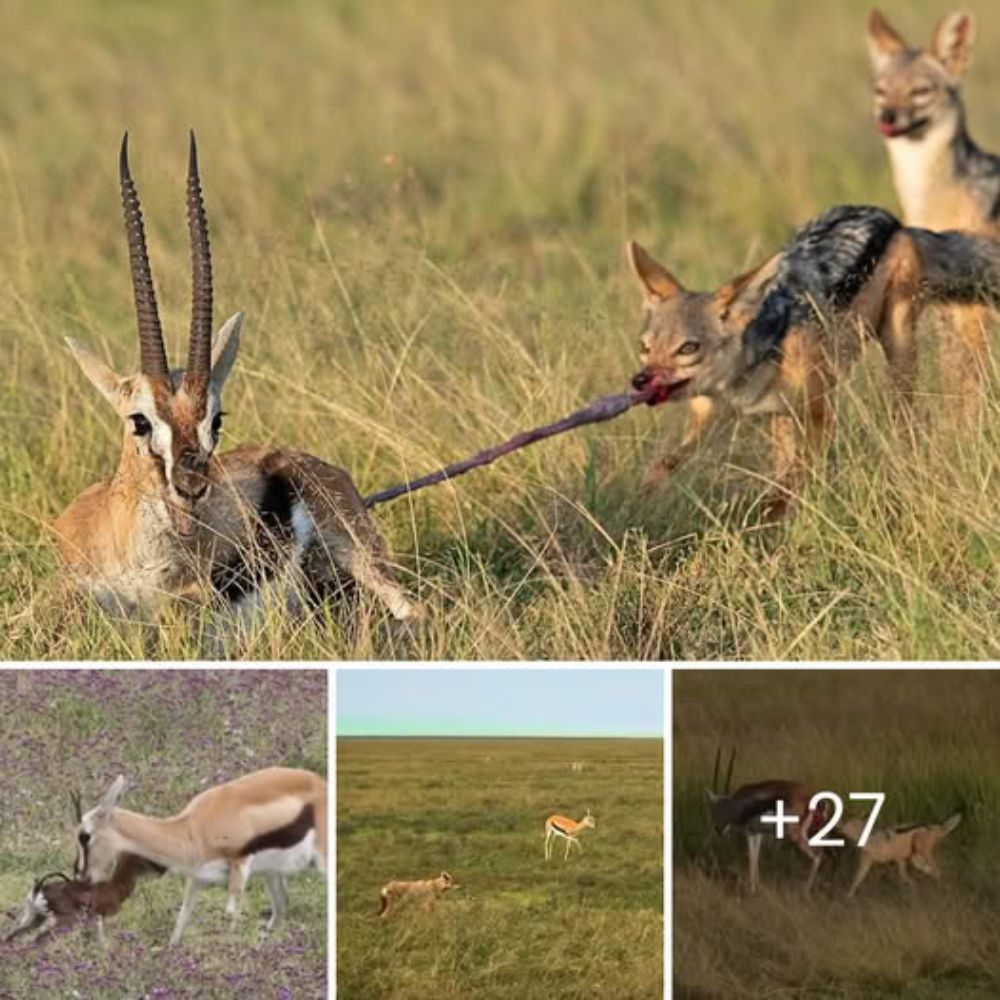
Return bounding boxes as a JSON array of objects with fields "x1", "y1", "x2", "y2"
[
  {"x1": 715, "y1": 255, "x2": 780, "y2": 322},
  {"x1": 96, "y1": 775, "x2": 126, "y2": 817},
  {"x1": 627, "y1": 241, "x2": 683, "y2": 302},
  {"x1": 867, "y1": 10, "x2": 907, "y2": 67},
  {"x1": 65, "y1": 339, "x2": 124, "y2": 407},
  {"x1": 931, "y1": 11, "x2": 975, "y2": 78},
  {"x1": 210, "y1": 312, "x2": 244, "y2": 389}
]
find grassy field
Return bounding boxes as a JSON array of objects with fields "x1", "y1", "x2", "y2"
[
  {"x1": 0, "y1": 670, "x2": 327, "y2": 998},
  {"x1": 1, "y1": 0, "x2": 999, "y2": 660},
  {"x1": 673, "y1": 670, "x2": 1000, "y2": 999},
  {"x1": 337, "y1": 737, "x2": 663, "y2": 999}
]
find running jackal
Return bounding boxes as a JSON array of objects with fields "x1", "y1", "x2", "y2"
[
  {"x1": 377, "y1": 872, "x2": 457, "y2": 918},
  {"x1": 840, "y1": 811, "x2": 962, "y2": 897}
]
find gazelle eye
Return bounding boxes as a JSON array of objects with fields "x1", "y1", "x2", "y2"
[
  {"x1": 677, "y1": 341, "x2": 699, "y2": 356},
  {"x1": 211, "y1": 411, "x2": 225, "y2": 436},
  {"x1": 129, "y1": 413, "x2": 152, "y2": 437},
  {"x1": 78, "y1": 831, "x2": 90, "y2": 846}
]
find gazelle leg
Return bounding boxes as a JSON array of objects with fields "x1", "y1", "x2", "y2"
[
  {"x1": 847, "y1": 856, "x2": 873, "y2": 898},
  {"x1": 747, "y1": 834, "x2": 762, "y2": 894},
  {"x1": 170, "y1": 878, "x2": 203, "y2": 946},
  {"x1": 544, "y1": 829, "x2": 552, "y2": 861},
  {"x1": 263, "y1": 873, "x2": 288, "y2": 931},
  {"x1": 564, "y1": 837, "x2": 571, "y2": 861},
  {"x1": 226, "y1": 858, "x2": 252, "y2": 922},
  {"x1": 804, "y1": 850, "x2": 822, "y2": 894},
  {"x1": 96, "y1": 916, "x2": 108, "y2": 950}
]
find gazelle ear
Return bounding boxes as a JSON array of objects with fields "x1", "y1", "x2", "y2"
[
  {"x1": 66, "y1": 339, "x2": 123, "y2": 407},
  {"x1": 867, "y1": 9, "x2": 907, "y2": 68},
  {"x1": 627, "y1": 241, "x2": 683, "y2": 302},
  {"x1": 705, "y1": 789, "x2": 722, "y2": 802},
  {"x1": 210, "y1": 312, "x2": 243, "y2": 389},
  {"x1": 96, "y1": 775, "x2": 126, "y2": 817},
  {"x1": 931, "y1": 11, "x2": 975, "y2": 78}
]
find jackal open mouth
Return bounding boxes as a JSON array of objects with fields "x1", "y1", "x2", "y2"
[
  {"x1": 632, "y1": 370, "x2": 692, "y2": 405},
  {"x1": 878, "y1": 116, "x2": 929, "y2": 139}
]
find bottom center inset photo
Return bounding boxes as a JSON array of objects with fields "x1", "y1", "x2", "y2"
[{"x1": 336, "y1": 668, "x2": 664, "y2": 1000}]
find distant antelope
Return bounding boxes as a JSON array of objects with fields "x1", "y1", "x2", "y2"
[
  {"x1": 840, "y1": 810, "x2": 962, "y2": 897},
  {"x1": 544, "y1": 810, "x2": 595, "y2": 861},
  {"x1": 377, "y1": 872, "x2": 459, "y2": 918},
  {"x1": 570, "y1": 761, "x2": 585, "y2": 773},
  {"x1": 2, "y1": 853, "x2": 163, "y2": 948},
  {"x1": 707, "y1": 748, "x2": 827, "y2": 894},
  {"x1": 53, "y1": 133, "x2": 419, "y2": 632},
  {"x1": 73, "y1": 768, "x2": 326, "y2": 946}
]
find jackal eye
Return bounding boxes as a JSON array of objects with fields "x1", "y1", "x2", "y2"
[
  {"x1": 676, "y1": 341, "x2": 699, "y2": 357},
  {"x1": 129, "y1": 413, "x2": 152, "y2": 437}
]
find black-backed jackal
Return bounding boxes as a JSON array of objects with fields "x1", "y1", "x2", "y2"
[
  {"x1": 629, "y1": 204, "x2": 1000, "y2": 508},
  {"x1": 377, "y1": 872, "x2": 457, "y2": 918},
  {"x1": 840, "y1": 810, "x2": 962, "y2": 897},
  {"x1": 54, "y1": 135, "x2": 420, "y2": 634},
  {"x1": 867, "y1": 8, "x2": 1000, "y2": 420}
]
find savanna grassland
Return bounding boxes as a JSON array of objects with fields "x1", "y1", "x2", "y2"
[
  {"x1": 2, "y1": 0, "x2": 999, "y2": 660},
  {"x1": 337, "y1": 737, "x2": 663, "y2": 999},
  {"x1": 674, "y1": 670, "x2": 1000, "y2": 999},
  {"x1": 0, "y1": 671, "x2": 327, "y2": 999}
]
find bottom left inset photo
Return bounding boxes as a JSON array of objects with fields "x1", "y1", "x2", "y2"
[{"x1": 0, "y1": 669, "x2": 328, "y2": 999}]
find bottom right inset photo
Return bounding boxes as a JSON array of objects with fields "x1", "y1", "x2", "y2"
[{"x1": 674, "y1": 669, "x2": 1000, "y2": 1000}]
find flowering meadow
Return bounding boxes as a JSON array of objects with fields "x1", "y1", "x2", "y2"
[{"x1": 0, "y1": 670, "x2": 327, "y2": 998}]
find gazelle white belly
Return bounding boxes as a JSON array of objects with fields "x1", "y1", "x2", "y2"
[{"x1": 189, "y1": 830, "x2": 321, "y2": 884}]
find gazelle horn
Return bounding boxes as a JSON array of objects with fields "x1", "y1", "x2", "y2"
[
  {"x1": 712, "y1": 746, "x2": 721, "y2": 794},
  {"x1": 119, "y1": 133, "x2": 170, "y2": 381},
  {"x1": 183, "y1": 130, "x2": 213, "y2": 390},
  {"x1": 724, "y1": 747, "x2": 736, "y2": 795}
]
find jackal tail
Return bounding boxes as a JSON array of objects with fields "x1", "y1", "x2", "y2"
[
  {"x1": 940, "y1": 811, "x2": 963, "y2": 836},
  {"x1": 911, "y1": 230, "x2": 1000, "y2": 307}
]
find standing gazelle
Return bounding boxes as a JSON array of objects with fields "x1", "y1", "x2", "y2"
[
  {"x1": 54, "y1": 134, "x2": 419, "y2": 631},
  {"x1": 544, "y1": 810, "x2": 595, "y2": 861},
  {"x1": 73, "y1": 768, "x2": 327, "y2": 945},
  {"x1": 706, "y1": 748, "x2": 827, "y2": 894}
]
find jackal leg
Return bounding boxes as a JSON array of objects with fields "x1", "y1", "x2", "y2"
[
  {"x1": 642, "y1": 395, "x2": 716, "y2": 488},
  {"x1": 895, "y1": 859, "x2": 915, "y2": 890},
  {"x1": 847, "y1": 855, "x2": 874, "y2": 897}
]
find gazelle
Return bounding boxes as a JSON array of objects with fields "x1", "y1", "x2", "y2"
[
  {"x1": 544, "y1": 810, "x2": 595, "y2": 861},
  {"x1": 72, "y1": 768, "x2": 327, "y2": 946},
  {"x1": 706, "y1": 748, "x2": 827, "y2": 894},
  {"x1": 840, "y1": 810, "x2": 962, "y2": 898},
  {"x1": 53, "y1": 134, "x2": 419, "y2": 632},
  {"x1": 2, "y1": 853, "x2": 163, "y2": 948}
]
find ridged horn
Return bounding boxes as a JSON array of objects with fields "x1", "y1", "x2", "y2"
[
  {"x1": 184, "y1": 130, "x2": 213, "y2": 388},
  {"x1": 712, "y1": 746, "x2": 721, "y2": 794},
  {"x1": 70, "y1": 790, "x2": 83, "y2": 823},
  {"x1": 119, "y1": 133, "x2": 170, "y2": 381},
  {"x1": 724, "y1": 748, "x2": 736, "y2": 795}
]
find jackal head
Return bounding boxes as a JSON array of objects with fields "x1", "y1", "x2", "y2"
[
  {"x1": 66, "y1": 134, "x2": 243, "y2": 524},
  {"x1": 866, "y1": 9, "x2": 973, "y2": 141},
  {"x1": 627, "y1": 243, "x2": 777, "y2": 403}
]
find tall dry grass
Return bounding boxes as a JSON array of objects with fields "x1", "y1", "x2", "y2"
[{"x1": 1, "y1": 0, "x2": 998, "y2": 659}]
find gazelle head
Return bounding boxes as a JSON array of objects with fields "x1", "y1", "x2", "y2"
[
  {"x1": 73, "y1": 775, "x2": 128, "y2": 883},
  {"x1": 706, "y1": 746, "x2": 737, "y2": 831},
  {"x1": 581, "y1": 809, "x2": 596, "y2": 830},
  {"x1": 67, "y1": 133, "x2": 243, "y2": 522}
]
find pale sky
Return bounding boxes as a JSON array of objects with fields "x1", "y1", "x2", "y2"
[{"x1": 337, "y1": 669, "x2": 663, "y2": 737}]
